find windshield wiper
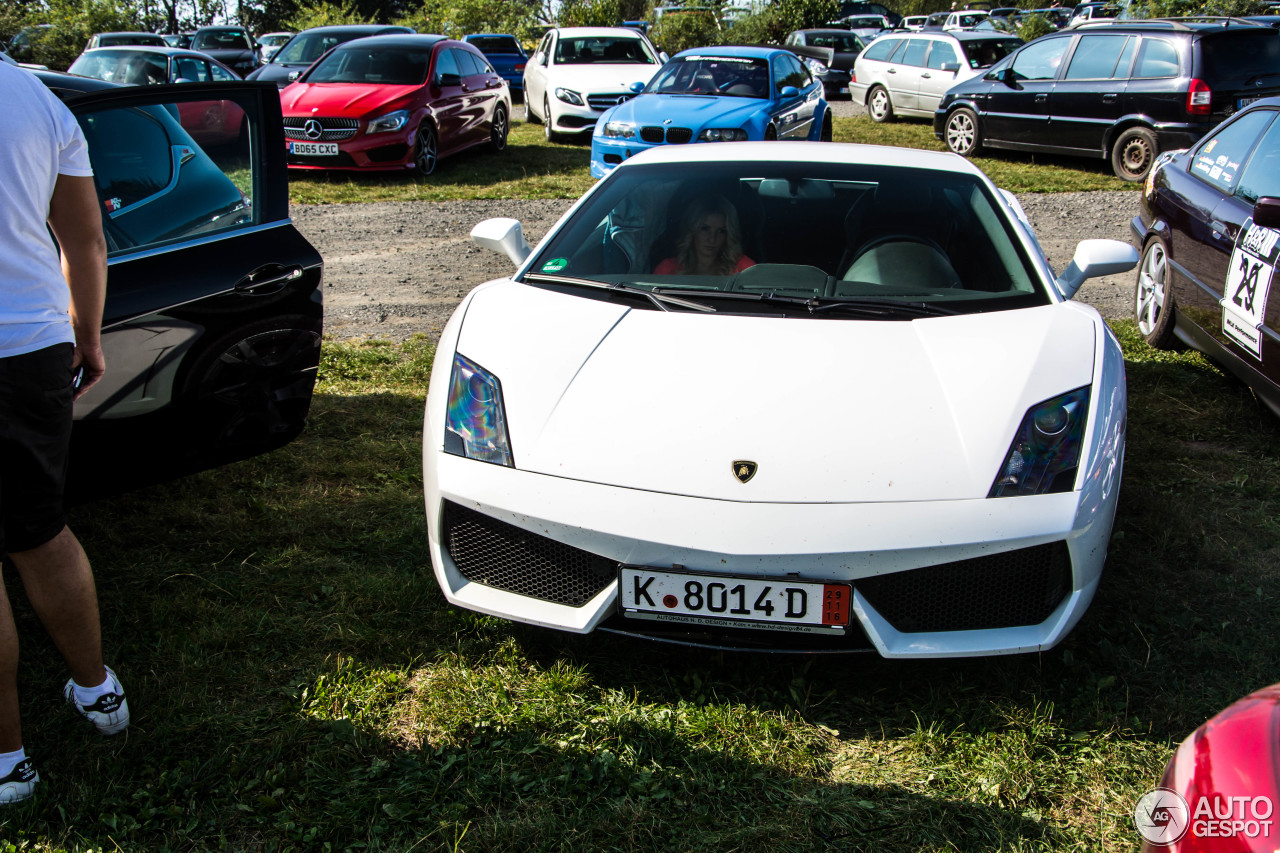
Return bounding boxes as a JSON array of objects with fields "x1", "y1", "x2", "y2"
[
  {"x1": 808, "y1": 297, "x2": 958, "y2": 318},
  {"x1": 524, "y1": 273, "x2": 717, "y2": 312}
]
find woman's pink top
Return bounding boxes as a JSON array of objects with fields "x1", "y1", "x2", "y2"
[{"x1": 653, "y1": 255, "x2": 756, "y2": 275}]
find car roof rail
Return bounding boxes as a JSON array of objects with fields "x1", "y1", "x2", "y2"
[{"x1": 1098, "y1": 15, "x2": 1269, "y2": 29}]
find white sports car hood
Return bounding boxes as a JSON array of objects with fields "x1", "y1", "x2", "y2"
[{"x1": 455, "y1": 282, "x2": 1098, "y2": 503}]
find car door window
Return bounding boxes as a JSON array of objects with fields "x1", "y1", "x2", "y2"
[
  {"x1": 454, "y1": 48, "x2": 485, "y2": 77},
  {"x1": 76, "y1": 92, "x2": 256, "y2": 254},
  {"x1": 900, "y1": 38, "x2": 929, "y2": 67},
  {"x1": 1190, "y1": 109, "x2": 1273, "y2": 194},
  {"x1": 862, "y1": 37, "x2": 901, "y2": 62},
  {"x1": 1010, "y1": 37, "x2": 1069, "y2": 81},
  {"x1": 1132, "y1": 37, "x2": 1179, "y2": 79},
  {"x1": 176, "y1": 56, "x2": 209, "y2": 81},
  {"x1": 1065, "y1": 34, "x2": 1130, "y2": 79},
  {"x1": 209, "y1": 62, "x2": 235, "y2": 81},
  {"x1": 435, "y1": 47, "x2": 461, "y2": 82},
  {"x1": 1235, "y1": 111, "x2": 1280, "y2": 204},
  {"x1": 773, "y1": 53, "x2": 810, "y2": 92},
  {"x1": 927, "y1": 40, "x2": 959, "y2": 69}
]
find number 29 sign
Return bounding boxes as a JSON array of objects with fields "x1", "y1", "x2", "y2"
[{"x1": 1222, "y1": 218, "x2": 1280, "y2": 360}]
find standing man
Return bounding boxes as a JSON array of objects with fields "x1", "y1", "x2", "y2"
[{"x1": 0, "y1": 61, "x2": 130, "y2": 805}]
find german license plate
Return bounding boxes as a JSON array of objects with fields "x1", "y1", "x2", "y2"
[
  {"x1": 619, "y1": 567, "x2": 851, "y2": 635},
  {"x1": 1239, "y1": 96, "x2": 1262, "y2": 110},
  {"x1": 289, "y1": 141, "x2": 338, "y2": 156}
]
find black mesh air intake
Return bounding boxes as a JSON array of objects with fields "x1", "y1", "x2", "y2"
[
  {"x1": 442, "y1": 501, "x2": 616, "y2": 607},
  {"x1": 857, "y1": 542, "x2": 1072, "y2": 633}
]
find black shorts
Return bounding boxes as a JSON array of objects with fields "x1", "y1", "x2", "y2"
[{"x1": 0, "y1": 342, "x2": 75, "y2": 556}]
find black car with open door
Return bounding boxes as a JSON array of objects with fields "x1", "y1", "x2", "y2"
[{"x1": 34, "y1": 72, "x2": 324, "y2": 499}]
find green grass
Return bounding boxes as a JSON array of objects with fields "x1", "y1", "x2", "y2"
[
  {"x1": 288, "y1": 113, "x2": 1136, "y2": 205},
  {"x1": 4, "y1": 323, "x2": 1278, "y2": 851}
]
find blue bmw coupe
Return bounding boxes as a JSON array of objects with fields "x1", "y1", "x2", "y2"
[{"x1": 590, "y1": 45, "x2": 832, "y2": 178}]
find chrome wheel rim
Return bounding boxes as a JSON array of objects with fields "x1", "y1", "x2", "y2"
[
  {"x1": 1136, "y1": 242, "x2": 1167, "y2": 335},
  {"x1": 869, "y1": 89, "x2": 889, "y2": 120},
  {"x1": 544, "y1": 98, "x2": 553, "y2": 141},
  {"x1": 947, "y1": 113, "x2": 974, "y2": 154},
  {"x1": 416, "y1": 126, "x2": 436, "y2": 175},
  {"x1": 492, "y1": 108, "x2": 508, "y2": 149},
  {"x1": 1120, "y1": 135, "x2": 1152, "y2": 179}
]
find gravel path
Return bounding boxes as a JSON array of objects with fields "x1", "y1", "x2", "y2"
[{"x1": 291, "y1": 123, "x2": 1141, "y2": 343}]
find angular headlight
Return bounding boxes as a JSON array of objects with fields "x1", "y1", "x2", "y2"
[
  {"x1": 367, "y1": 109, "x2": 409, "y2": 134},
  {"x1": 444, "y1": 353, "x2": 513, "y2": 467},
  {"x1": 602, "y1": 120, "x2": 636, "y2": 138},
  {"x1": 698, "y1": 128, "x2": 749, "y2": 142},
  {"x1": 555, "y1": 87, "x2": 584, "y2": 106},
  {"x1": 989, "y1": 387, "x2": 1090, "y2": 497},
  {"x1": 802, "y1": 56, "x2": 829, "y2": 75}
]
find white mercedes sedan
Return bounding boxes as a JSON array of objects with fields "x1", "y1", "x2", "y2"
[{"x1": 423, "y1": 142, "x2": 1136, "y2": 656}]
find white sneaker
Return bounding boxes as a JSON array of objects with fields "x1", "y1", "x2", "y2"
[
  {"x1": 0, "y1": 758, "x2": 38, "y2": 804},
  {"x1": 64, "y1": 665, "x2": 130, "y2": 736}
]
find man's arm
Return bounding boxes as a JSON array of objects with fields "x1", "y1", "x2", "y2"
[{"x1": 46, "y1": 173, "x2": 108, "y2": 399}]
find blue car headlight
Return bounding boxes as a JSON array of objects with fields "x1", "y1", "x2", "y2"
[
  {"x1": 444, "y1": 354, "x2": 514, "y2": 467},
  {"x1": 367, "y1": 109, "x2": 409, "y2": 134},
  {"x1": 989, "y1": 387, "x2": 1090, "y2": 497},
  {"x1": 698, "y1": 128, "x2": 749, "y2": 142},
  {"x1": 555, "y1": 87, "x2": 584, "y2": 106},
  {"x1": 601, "y1": 120, "x2": 636, "y2": 138}
]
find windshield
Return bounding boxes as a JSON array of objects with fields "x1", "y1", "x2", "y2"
[
  {"x1": 1201, "y1": 31, "x2": 1280, "y2": 82},
  {"x1": 524, "y1": 162, "x2": 1048, "y2": 316},
  {"x1": 645, "y1": 55, "x2": 768, "y2": 97},
  {"x1": 555, "y1": 36, "x2": 655, "y2": 64},
  {"x1": 306, "y1": 45, "x2": 429, "y2": 84},
  {"x1": 469, "y1": 36, "x2": 521, "y2": 53},
  {"x1": 847, "y1": 17, "x2": 887, "y2": 28},
  {"x1": 274, "y1": 31, "x2": 347, "y2": 64},
  {"x1": 98, "y1": 34, "x2": 165, "y2": 47},
  {"x1": 961, "y1": 38, "x2": 1022, "y2": 68},
  {"x1": 808, "y1": 33, "x2": 864, "y2": 51},
  {"x1": 193, "y1": 29, "x2": 250, "y2": 50},
  {"x1": 71, "y1": 49, "x2": 168, "y2": 84}
]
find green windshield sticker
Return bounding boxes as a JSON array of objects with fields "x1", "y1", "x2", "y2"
[{"x1": 541, "y1": 258, "x2": 569, "y2": 272}]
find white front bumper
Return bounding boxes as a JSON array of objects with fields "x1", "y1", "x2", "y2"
[{"x1": 423, "y1": 445, "x2": 1116, "y2": 657}]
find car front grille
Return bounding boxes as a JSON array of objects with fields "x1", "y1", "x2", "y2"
[
  {"x1": 639, "y1": 126, "x2": 692, "y2": 144},
  {"x1": 282, "y1": 117, "x2": 359, "y2": 141},
  {"x1": 856, "y1": 541, "x2": 1072, "y2": 633},
  {"x1": 587, "y1": 92, "x2": 635, "y2": 111},
  {"x1": 442, "y1": 501, "x2": 616, "y2": 607}
]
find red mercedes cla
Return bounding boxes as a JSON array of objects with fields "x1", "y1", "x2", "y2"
[{"x1": 281, "y1": 33, "x2": 511, "y2": 176}]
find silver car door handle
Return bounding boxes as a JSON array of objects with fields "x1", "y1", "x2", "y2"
[
  {"x1": 1035, "y1": 93, "x2": 1047, "y2": 102},
  {"x1": 1102, "y1": 93, "x2": 1117, "y2": 103},
  {"x1": 1211, "y1": 221, "x2": 1228, "y2": 240},
  {"x1": 235, "y1": 265, "x2": 303, "y2": 294}
]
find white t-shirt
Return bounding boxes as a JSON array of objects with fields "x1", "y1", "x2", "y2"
[{"x1": 0, "y1": 63, "x2": 95, "y2": 357}]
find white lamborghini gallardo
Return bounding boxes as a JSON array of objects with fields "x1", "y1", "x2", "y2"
[{"x1": 423, "y1": 142, "x2": 1136, "y2": 656}]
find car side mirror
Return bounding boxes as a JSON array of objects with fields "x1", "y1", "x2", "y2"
[
  {"x1": 437, "y1": 72, "x2": 461, "y2": 87},
  {"x1": 472, "y1": 218, "x2": 532, "y2": 268},
  {"x1": 780, "y1": 85, "x2": 799, "y2": 98},
  {"x1": 1254, "y1": 197, "x2": 1280, "y2": 229},
  {"x1": 659, "y1": 51, "x2": 669, "y2": 62},
  {"x1": 941, "y1": 61, "x2": 960, "y2": 73},
  {"x1": 1056, "y1": 239, "x2": 1138, "y2": 299}
]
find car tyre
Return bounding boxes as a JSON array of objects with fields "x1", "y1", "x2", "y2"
[
  {"x1": 543, "y1": 97, "x2": 561, "y2": 143},
  {"x1": 414, "y1": 123, "x2": 438, "y2": 177},
  {"x1": 764, "y1": 124, "x2": 778, "y2": 141},
  {"x1": 1111, "y1": 126, "x2": 1157, "y2": 182},
  {"x1": 525, "y1": 99, "x2": 538, "y2": 123},
  {"x1": 820, "y1": 112, "x2": 833, "y2": 142},
  {"x1": 180, "y1": 318, "x2": 322, "y2": 453},
  {"x1": 490, "y1": 104, "x2": 509, "y2": 152},
  {"x1": 944, "y1": 107, "x2": 981, "y2": 157},
  {"x1": 1135, "y1": 237, "x2": 1177, "y2": 348},
  {"x1": 867, "y1": 85, "x2": 894, "y2": 123}
]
